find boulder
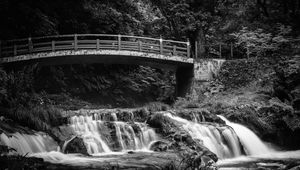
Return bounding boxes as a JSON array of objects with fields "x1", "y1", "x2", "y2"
[
  {"x1": 175, "y1": 108, "x2": 225, "y2": 124},
  {"x1": 117, "y1": 110, "x2": 134, "y2": 122},
  {"x1": 147, "y1": 112, "x2": 218, "y2": 163},
  {"x1": 288, "y1": 165, "x2": 300, "y2": 170},
  {"x1": 149, "y1": 141, "x2": 169, "y2": 152},
  {"x1": 132, "y1": 108, "x2": 150, "y2": 122},
  {"x1": 64, "y1": 136, "x2": 89, "y2": 155}
]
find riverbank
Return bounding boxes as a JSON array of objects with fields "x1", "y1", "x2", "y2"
[
  {"x1": 0, "y1": 152, "x2": 181, "y2": 170},
  {"x1": 218, "y1": 150, "x2": 300, "y2": 170},
  {"x1": 194, "y1": 56, "x2": 300, "y2": 149}
]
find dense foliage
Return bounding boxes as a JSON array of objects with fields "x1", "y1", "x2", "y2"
[
  {"x1": 0, "y1": 66, "x2": 66, "y2": 132},
  {"x1": 0, "y1": 0, "x2": 149, "y2": 38},
  {"x1": 0, "y1": 0, "x2": 299, "y2": 137},
  {"x1": 34, "y1": 64, "x2": 175, "y2": 107},
  {"x1": 1, "y1": 0, "x2": 299, "y2": 42},
  {"x1": 231, "y1": 26, "x2": 291, "y2": 58}
]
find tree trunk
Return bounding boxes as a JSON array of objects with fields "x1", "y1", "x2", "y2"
[{"x1": 195, "y1": 27, "x2": 206, "y2": 58}]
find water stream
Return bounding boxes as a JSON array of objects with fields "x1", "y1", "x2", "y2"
[
  {"x1": 0, "y1": 132, "x2": 58, "y2": 155},
  {"x1": 164, "y1": 112, "x2": 243, "y2": 158},
  {"x1": 1, "y1": 110, "x2": 299, "y2": 168},
  {"x1": 66, "y1": 112, "x2": 158, "y2": 154}
]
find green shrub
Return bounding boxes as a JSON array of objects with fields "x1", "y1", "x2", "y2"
[
  {"x1": 231, "y1": 25, "x2": 290, "y2": 58},
  {"x1": 2, "y1": 105, "x2": 66, "y2": 132},
  {"x1": 173, "y1": 98, "x2": 200, "y2": 109},
  {"x1": 144, "y1": 102, "x2": 170, "y2": 112}
]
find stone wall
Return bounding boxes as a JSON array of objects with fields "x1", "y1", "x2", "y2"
[
  {"x1": 190, "y1": 59, "x2": 225, "y2": 100},
  {"x1": 193, "y1": 59, "x2": 225, "y2": 81}
]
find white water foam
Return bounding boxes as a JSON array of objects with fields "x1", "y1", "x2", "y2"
[
  {"x1": 0, "y1": 132, "x2": 58, "y2": 155},
  {"x1": 218, "y1": 115, "x2": 272, "y2": 156},
  {"x1": 66, "y1": 113, "x2": 158, "y2": 154},
  {"x1": 164, "y1": 112, "x2": 242, "y2": 158}
]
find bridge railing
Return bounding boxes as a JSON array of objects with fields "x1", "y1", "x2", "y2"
[
  {"x1": 0, "y1": 34, "x2": 190, "y2": 58},
  {"x1": 194, "y1": 38, "x2": 300, "y2": 59}
]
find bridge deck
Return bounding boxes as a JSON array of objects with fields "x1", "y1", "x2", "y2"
[{"x1": 0, "y1": 34, "x2": 192, "y2": 65}]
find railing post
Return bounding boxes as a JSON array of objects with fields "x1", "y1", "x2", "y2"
[
  {"x1": 96, "y1": 39, "x2": 100, "y2": 50},
  {"x1": 14, "y1": 44, "x2": 17, "y2": 56},
  {"x1": 199, "y1": 42, "x2": 202, "y2": 59},
  {"x1": 74, "y1": 34, "x2": 78, "y2": 50},
  {"x1": 52, "y1": 40, "x2": 55, "y2": 52},
  {"x1": 28, "y1": 37, "x2": 33, "y2": 53},
  {"x1": 160, "y1": 36, "x2": 163, "y2": 55},
  {"x1": 138, "y1": 41, "x2": 142, "y2": 52},
  {"x1": 118, "y1": 34, "x2": 121, "y2": 51},
  {"x1": 219, "y1": 43, "x2": 222, "y2": 58},
  {"x1": 173, "y1": 45, "x2": 177, "y2": 56},
  {"x1": 195, "y1": 41, "x2": 198, "y2": 59},
  {"x1": 187, "y1": 40, "x2": 190, "y2": 58},
  {"x1": 230, "y1": 42, "x2": 233, "y2": 59}
]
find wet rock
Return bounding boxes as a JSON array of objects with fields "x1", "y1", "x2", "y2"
[
  {"x1": 147, "y1": 112, "x2": 176, "y2": 134},
  {"x1": 221, "y1": 95, "x2": 300, "y2": 149},
  {"x1": 103, "y1": 122, "x2": 122, "y2": 151},
  {"x1": 147, "y1": 112, "x2": 218, "y2": 162},
  {"x1": 102, "y1": 111, "x2": 118, "y2": 121},
  {"x1": 201, "y1": 155, "x2": 218, "y2": 170},
  {"x1": 149, "y1": 141, "x2": 169, "y2": 152},
  {"x1": 64, "y1": 136, "x2": 89, "y2": 155},
  {"x1": 176, "y1": 149, "x2": 218, "y2": 169},
  {"x1": 117, "y1": 110, "x2": 134, "y2": 122},
  {"x1": 51, "y1": 126, "x2": 75, "y2": 143},
  {"x1": 0, "y1": 155, "x2": 46, "y2": 169},
  {"x1": 0, "y1": 145, "x2": 17, "y2": 155},
  {"x1": 132, "y1": 108, "x2": 150, "y2": 122},
  {"x1": 288, "y1": 165, "x2": 300, "y2": 170},
  {"x1": 175, "y1": 108, "x2": 225, "y2": 124}
]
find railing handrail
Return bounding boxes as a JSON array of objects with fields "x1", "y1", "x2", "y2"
[
  {"x1": 0, "y1": 34, "x2": 191, "y2": 59},
  {"x1": 1, "y1": 34, "x2": 188, "y2": 44}
]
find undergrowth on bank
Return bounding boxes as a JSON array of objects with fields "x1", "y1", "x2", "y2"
[{"x1": 0, "y1": 66, "x2": 66, "y2": 132}]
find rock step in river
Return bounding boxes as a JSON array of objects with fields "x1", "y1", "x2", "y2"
[{"x1": 0, "y1": 109, "x2": 300, "y2": 169}]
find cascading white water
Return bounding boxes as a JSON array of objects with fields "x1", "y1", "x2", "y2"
[
  {"x1": 164, "y1": 112, "x2": 276, "y2": 159},
  {"x1": 0, "y1": 110, "x2": 158, "y2": 157},
  {"x1": 67, "y1": 111, "x2": 158, "y2": 155},
  {"x1": 216, "y1": 115, "x2": 300, "y2": 169},
  {"x1": 68, "y1": 115, "x2": 111, "y2": 153},
  {"x1": 164, "y1": 113, "x2": 242, "y2": 158},
  {"x1": 218, "y1": 115, "x2": 272, "y2": 155},
  {"x1": 0, "y1": 111, "x2": 274, "y2": 159},
  {"x1": 0, "y1": 132, "x2": 58, "y2": 155},
  {"x1": 2, "y1": 109, "x2": 300, "y2": 169}
]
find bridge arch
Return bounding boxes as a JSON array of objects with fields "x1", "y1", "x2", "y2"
[{"x1": 0, "y1": 34, "x2": 195, "y2": 97}]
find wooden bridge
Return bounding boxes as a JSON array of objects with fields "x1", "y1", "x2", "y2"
[
  {"x1": 0, "y1": 34, "x2": 193, "y2": 67},
  {"x1": 0, "y1": 34, "x2": 196, "y2": 97}
]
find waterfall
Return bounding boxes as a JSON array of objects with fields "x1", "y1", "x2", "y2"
[
  {"x1": 218, "y1": 115, "x2": 272, "y2": 155},
  {"x1": 165, "y1": 113, "x2": 242, "y2": 158},
  {"x1": 0, "y1": 110, "x2": 158, "y2": 156},
  {"x1": 0, "y1": 132, "x2": 58, "y2": 155},
  {"x1": 66, "y1": 111, "x2": 158, "y2": 155},
  {"x1": 0, "y1": 108, "x2": 280, "y2": 165},
  {"x1": 165, "y1": 113, "x2": 274, "y2": 159}
]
